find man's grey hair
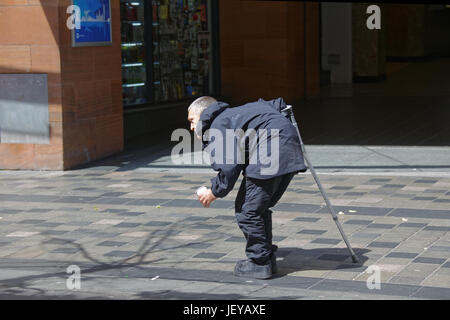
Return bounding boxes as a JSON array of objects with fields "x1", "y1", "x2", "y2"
[{"x1": 188, "y1": 96, "x2": 217, "y2": 116}]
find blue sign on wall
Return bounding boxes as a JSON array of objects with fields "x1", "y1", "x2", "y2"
[{"x1": 72, "y1": 0, "x2": 112, "y2": 47}]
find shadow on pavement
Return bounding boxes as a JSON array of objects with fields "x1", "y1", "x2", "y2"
[
  {"x1": 0, "y1": 212, "x2": 371, "y2": 299},
  {"x1": 274, "y1": 247, "x2": 371, "y2": 278},
  {"x1": 0, "y1": 216, "x2": 223, "y2": 298}
]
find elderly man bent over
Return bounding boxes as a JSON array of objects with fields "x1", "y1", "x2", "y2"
[{"x1": 188, "y1": 96, "x2": 307, "y2": 279}]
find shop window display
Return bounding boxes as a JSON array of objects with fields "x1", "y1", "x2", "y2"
[{"x1": 120, "y1": 0, "x2": 212, "y2": 107}]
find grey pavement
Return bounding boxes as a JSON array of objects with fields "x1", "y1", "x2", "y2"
[{"x1": 1, "y1": 148, "x2": 450, "y2": 300}]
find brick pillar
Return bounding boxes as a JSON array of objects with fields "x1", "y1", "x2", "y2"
[
  {"x1": 58, "y1": 0, "x2": 124, "y2": 169},
  {"x1": 219, "y1": 0, "x2": 320, "y2": 104},
  {"x1": 0, "y1": 1, "x2": 64, "y2": 170}
]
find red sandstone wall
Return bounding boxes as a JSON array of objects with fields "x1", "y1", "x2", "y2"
[
  {"x1": 0, "y1": 0, "x2": 63, "y2": 170},
  {"x1": 219, "y1": 0, "x2": 320, "y2": 105},
  {"x1": 58, "y1": 0, "x2": 124, "y2": 169}
]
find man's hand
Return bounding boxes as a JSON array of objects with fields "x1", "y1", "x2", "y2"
[{"x1": 198, "y1": 188, "x2": 217, "y2": 208}]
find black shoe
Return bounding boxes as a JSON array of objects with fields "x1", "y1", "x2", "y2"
[{"x1": 234, "y1": 259, "x2": 273, "y2": 280}]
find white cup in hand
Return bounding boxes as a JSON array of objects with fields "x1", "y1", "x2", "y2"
[{"x1": 196, "y1": 186, "x2": 208, "y2": 197}]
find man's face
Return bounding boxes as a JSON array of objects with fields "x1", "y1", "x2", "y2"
[{"x1": 187, "y1": 109, "x2": 201, "y2": 139}]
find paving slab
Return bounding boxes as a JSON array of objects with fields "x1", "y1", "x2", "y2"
[{"x1": 1, "y1": 168, "x2": 450, "y2": 299}]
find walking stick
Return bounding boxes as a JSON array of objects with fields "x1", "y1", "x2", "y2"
[{"x1": 281, "y1": 105, "x2": 360, "y2": 264}]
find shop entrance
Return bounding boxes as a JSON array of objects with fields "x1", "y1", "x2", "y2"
[{"x1": 316, "y1": 3, "x2": 450, "y2": 146}]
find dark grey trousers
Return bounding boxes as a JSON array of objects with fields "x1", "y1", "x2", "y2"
[{"x1": 235, "y1": 172, "x2": 296, "y2": 265}]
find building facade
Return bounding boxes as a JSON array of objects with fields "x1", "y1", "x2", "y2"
[
  {"x1": 0, "y1": 0, "x2": 320, "y2": 170},
  {"x1": 3, "y1": 1, "x2": 446, "y2": 171}
]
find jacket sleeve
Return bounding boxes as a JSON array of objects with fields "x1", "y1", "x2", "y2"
[
  {"x1": 210, "y1": 163, "x2": 244, "y2": 198},
  {"x1": 258, "y1": 97, "x2": 287, "y2": 112}
]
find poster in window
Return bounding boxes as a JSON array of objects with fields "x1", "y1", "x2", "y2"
[{"x1": 72, "y1": 0, "x2": 112, "y2": 47}]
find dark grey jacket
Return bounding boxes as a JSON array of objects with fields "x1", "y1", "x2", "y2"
[{"x1": 196, "y1": 98, "x2": 307, "y2": 198}]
